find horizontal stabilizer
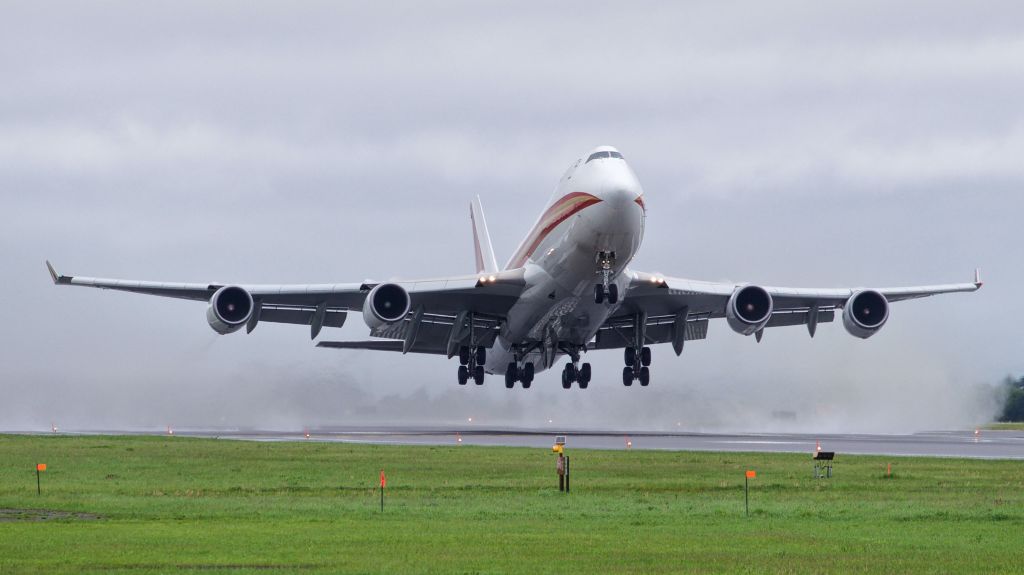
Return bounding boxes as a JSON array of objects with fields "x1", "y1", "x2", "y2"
[{"x1": 318, "y1": 340, "x2": 404, "y2": 352}]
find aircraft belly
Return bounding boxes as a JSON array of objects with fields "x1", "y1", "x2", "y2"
[{"x1": 488, "y1": 201, "x2": 641, "y2": 374}]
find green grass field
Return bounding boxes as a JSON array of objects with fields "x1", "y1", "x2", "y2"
[
  {"x1": 985, "y1": 422, "x2": 1024, "y2": 431},
  {"x1": 1, "y1": 434, "x2": 1022, "y2": 574}
]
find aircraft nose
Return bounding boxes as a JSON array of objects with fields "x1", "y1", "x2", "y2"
[{"x1": 604, "y1": 187, "x2": 640, "y2": 208}]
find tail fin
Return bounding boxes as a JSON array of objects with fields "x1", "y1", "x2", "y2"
[{"x1": 470, "y1": 195, "x2": 499, "y2": 274}]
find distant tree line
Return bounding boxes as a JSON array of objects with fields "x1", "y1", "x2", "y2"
[{"x1": 998, "y1": 375, "x2": 1024, "y2": 422}]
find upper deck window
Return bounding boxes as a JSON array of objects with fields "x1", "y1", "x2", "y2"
[{"x1": 586, "y1": 151, "x2": 625, "y2": 163}]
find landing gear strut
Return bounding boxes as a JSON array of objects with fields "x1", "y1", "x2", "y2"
[
  {"x1": 623, "y1": 346, "x2": 651, "y2": 386},
  {"x1": 594, "y1": 251, "x2": 618, "y2": 304}
]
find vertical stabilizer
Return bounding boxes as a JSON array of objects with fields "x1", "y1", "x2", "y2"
[{"x1": 470, "y1": 195, "x2": 499, "y2": 274}]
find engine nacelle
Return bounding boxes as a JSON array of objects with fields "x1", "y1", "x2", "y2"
[
  {"x1": 206, "y1": 285, "x2": 254, "y2": 335},
  {"x1": 362, "y1": 283, "x2": 411, "y2": 329},
  {"x1": 726, "y1": 285, "x2": 774, "y2": 336},
  {"x1": 843, "y1": 289, "x2": 889, "y2": 339}
]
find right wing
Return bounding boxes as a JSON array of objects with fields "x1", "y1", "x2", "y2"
[
  {"x1": 47, "y1": 260, "x2": 524, "y2": 352},
  {"x1": 594, "y1": 269, "x2": 982, "y2": 353}
]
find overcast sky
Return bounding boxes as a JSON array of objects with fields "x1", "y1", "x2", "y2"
[{"x1": 2, "y1": 1, "x2": 1021, "y2": 433}]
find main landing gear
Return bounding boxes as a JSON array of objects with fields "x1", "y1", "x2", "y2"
[
  {"x1": 457, "y1": 345, "x2": 487, "y2": 386},
  {"x1": 504, "y1": 361, "x2": 535, "y2": 389},
  {"x1": 559, "y1": 345, "x2": 591, "y2": 390},
  {"x1": 561, "y1": 361, "x2": 592, "y2": 389},
  {"x1": 594, "y1": 251, "x2": 619, "y2": 304},
  {"x1": 622, "y1": 346, "x2": 651, "y2": 387}
]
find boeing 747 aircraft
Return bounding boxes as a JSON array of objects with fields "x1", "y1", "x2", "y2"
[{"x1": 47, "y1": 146, "x2": 982, "y2": 389}]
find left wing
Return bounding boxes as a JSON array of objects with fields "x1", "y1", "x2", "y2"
[
  {"x1": 47, "y1": 260, "x2": 524, "y2": 351},
  {"x1": 594, "y1": 269, "x2": 982, "y2": 354}
]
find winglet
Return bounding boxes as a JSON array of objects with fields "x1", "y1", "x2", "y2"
[
  {"x1": 46, "y1": 260, "x2": 72, "y2": 285},
  {"x1": 470, "y1": 195, "x2": 499, "y2": 275},
  {"x1": 974, "y1": 268, "x2": 983, "y2": 289}
]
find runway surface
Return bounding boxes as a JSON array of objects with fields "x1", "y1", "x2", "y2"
[{"x1": 49, "y1": 426, "x2": 1024, "y2": 459}]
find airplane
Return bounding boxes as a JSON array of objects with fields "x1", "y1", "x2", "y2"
[{"x1": 47, "y1": 145, "x2": 982, "y2": 390}]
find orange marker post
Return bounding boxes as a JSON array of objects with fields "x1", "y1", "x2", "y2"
[
  {"x1": 745, "y1": 470, "x2": 756, "y2": 516},
  {"x1": 379, "y1": 469, "x2": 386, "y2": 512},
  {"x1": 36, "y1": 463, "x2": 46, "y2": 495}
]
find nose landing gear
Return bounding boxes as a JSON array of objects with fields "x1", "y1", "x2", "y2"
[{"x1": 595, "y1": 251, "x2": 619, "y2": 304}]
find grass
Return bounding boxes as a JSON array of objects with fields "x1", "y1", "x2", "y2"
[
  {"x1": 984, "y1": 422, "x2": 1024, "y2": 431},
  {"x1": 0, "y1": 434, "x2": 1022, "y2": 574}
]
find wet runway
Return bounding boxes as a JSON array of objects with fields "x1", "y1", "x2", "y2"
[{"x1": 150, "y1": 427, "x2": 1024, "y2": 459}]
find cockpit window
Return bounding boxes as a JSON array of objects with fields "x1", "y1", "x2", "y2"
[{"x1": 585, "y1": 151, "x2": 624, "y2": 163}]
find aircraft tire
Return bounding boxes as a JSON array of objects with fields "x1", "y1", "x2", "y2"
[
  {"x1": 459, "y1": 346, "x2": 470, "y2": 366},
  {"x1": 523, "y1": 362, "x2": 535, "y2": 385},
  {"x1": 473, "y1": 365, "x2": 485, "y2": 385},
  {"x1": 505, "y1": 365, "x2": 516, "y2": 389},
  {"x1": 608, "y1": 283, "x2": 619, "y2": 304},
  {"x1": 476, "y1": 346, "x2": 487, "y2": 366},
  {"x1": 622, "y1": 366, "x2": 634, "y2": 386},
  {"x1": 639, "y1": 366, "x2": 650, "y2": 386},
  {"x1": 641, "y1": 346, "x2": 652, "y2": 366},
  {"x1": 458, "y1": 365, "x2": 469, "y2": 385},
  {"x1": 625, "y1": 347, "x2": 636, "y2": 366},
  {"x1": 595, "y1": 284, "x2": 605, "y2": 304}
]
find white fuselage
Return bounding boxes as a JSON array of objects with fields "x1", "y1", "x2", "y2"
[{"x1": 487, "y1": 148, "x2": 646, "y2": 374}]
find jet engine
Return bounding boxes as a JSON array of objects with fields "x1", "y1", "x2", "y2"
[
  {"x1": 206, "y1": 285, "x2": 254, "y2": 335},
  {"x1": 842, "y1": 289, "x2": 889, "y2": 339},
  {"x1": 362, "y1": 283, "x2": 411, "y2": 329},
  {"x1": 726, "y1": 285, "x2": 774, "y2": 336}
]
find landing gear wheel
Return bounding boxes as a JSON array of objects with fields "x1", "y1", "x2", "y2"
[
  {"x1": 639, "y1": 366, "x2": 650, "y2": 386},
  {"x1": 625, "y1": 347, "x2": 636, "y2": 366},
  {"x1": 458, "y1": 346, "x2": 470, "y2": 366},
  {"x1": 475, "y1": 346, "x2": 487, "y2": 366},
  {"x1": 595, "y1": 284, "x2": 605, "y2": 304},
  {"x1": 579, "y1": 363, "x2": 591, "y2": 389},
  {"x1": 522, "y1": 362, "x2": 535, "y2": 388},
  {"x1": 457, "y1": 365, "x2": 469, "y2": 385},
  {"x1": 561, "y1": 366, "x2": 572, "y2": 389},
  {"x1": 505, "y1": 363, "x2": 517, "y2": 389},
  {"x1": 608, "y1": 283, "x2": 619, "y2": 304},
  {"x1": 622, "y1": 366, "x2": 634, "y2": 386},
  {"x1": 640, "y1": 346, "x2": 652, "y2": 367},
  {"x1": 473, "y1": 365, "x2": 485, "y2": 385}
]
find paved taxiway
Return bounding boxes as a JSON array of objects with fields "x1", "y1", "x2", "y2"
[{"x1": 138, "y1": 427, "x2": 1024, "y2": 459}]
